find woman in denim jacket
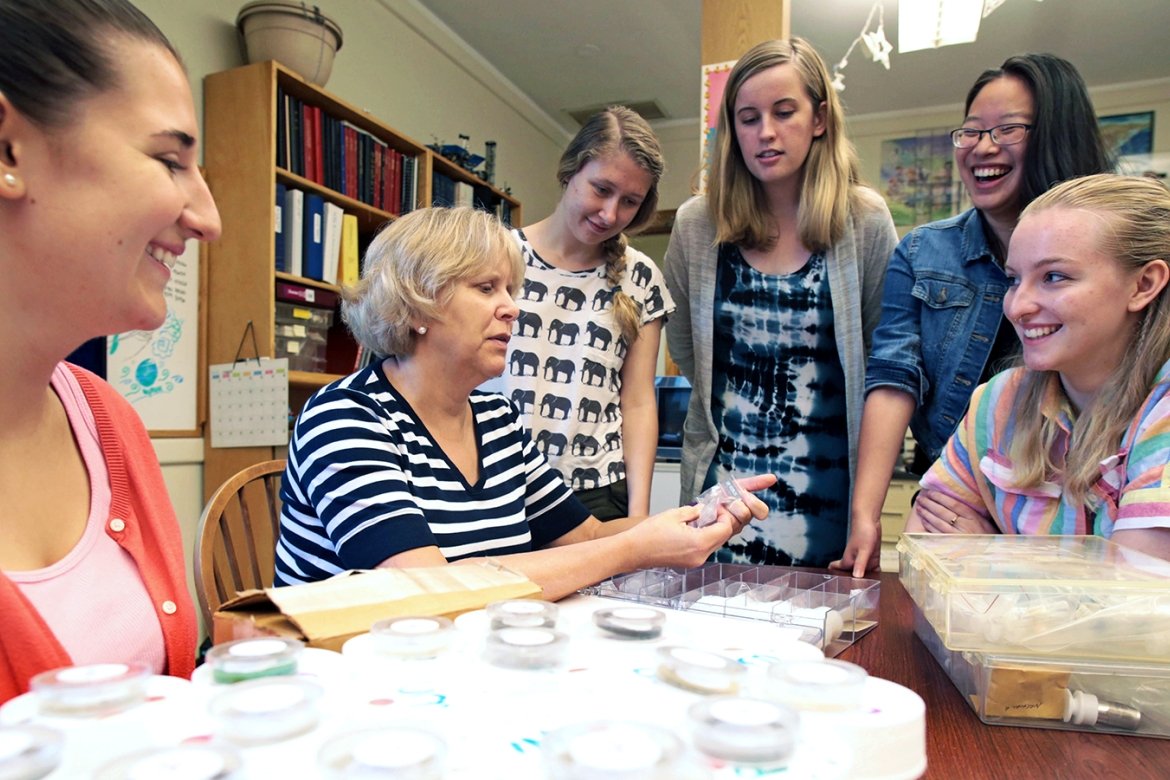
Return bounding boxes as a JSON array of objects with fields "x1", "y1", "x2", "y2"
[
  {"x1": 834, "y1": 53, "x2": 1112, "y2": 576},
  {"x1": 665, "y1": 39, "x2": 896, "y2": 567}
]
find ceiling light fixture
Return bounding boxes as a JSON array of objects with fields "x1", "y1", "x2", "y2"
[{"x1": 898, "y1": 0, "x2": 983, "y2": 53}]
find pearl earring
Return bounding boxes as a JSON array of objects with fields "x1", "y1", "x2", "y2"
[
  {"x1": 2, "y1": 173, "x2": 16, "y2": 188},
  {"x1": 417, "y1": 326, "x2": 428, "y2": 335}
]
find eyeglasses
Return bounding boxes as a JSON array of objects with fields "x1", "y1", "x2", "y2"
[{"x1": 950, "y1": 123, "x2": 1032, "y2": 149}]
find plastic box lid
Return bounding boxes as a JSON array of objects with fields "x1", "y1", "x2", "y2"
[{"x1": 898, "y1": 534, "x2": 1170, "y2": 661}]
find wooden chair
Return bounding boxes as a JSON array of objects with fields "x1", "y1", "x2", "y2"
[{"x1": 194, "y1": 459, "x2": 286, "y2": 628}]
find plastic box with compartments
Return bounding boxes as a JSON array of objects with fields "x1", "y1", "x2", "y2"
[{"x1": 581, "y1": 563, "x2": 879, "y2": 658}]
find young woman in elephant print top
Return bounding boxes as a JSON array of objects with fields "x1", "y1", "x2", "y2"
[{"x1": 502, "y1": 106, "x2": 673, "y2": 519}]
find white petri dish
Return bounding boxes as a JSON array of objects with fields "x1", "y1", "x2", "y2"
[
  {"x1": 765, "y1": 659, "x2": 868, "y2": 712},
  {"x1": 688, "y1": 695, "x2": 799, "y2": 765},
  {"x1": 30, "y1": 663, "x2": 151, "y2": 717},
  {"x1": 486, "y1": 599, "x2": 559, "y2": 630},
  {"x1": 544, "y1": 720, "x2": 685, "y2": 779},
  {"x1": 208, "y1": 677, "x2": 323, "y2": 745},
  {"x1": 205, "y1": 637, "x2": 303, "y2": 684},
  {"x1": 369, "y1": 616, "x2": 455, "y2": 659},
  {"x1": 483, "y1": 627, "x2": 568, "y2": 670},
  {"x1": 656, "y1": 646, "x2": 743, "y2": 695},
  {"x1": 319, "y1": 726, "x2": 447, "y2": 778},
  {"x1": 94, "y1": 744, "x2": 243, "y2": 780},
  {"x1": 592, "y1": 607, "x2": 666, "y2": 640},
  {"x1": 0, "y1": 724, "x2": 63, "y2": 780}
]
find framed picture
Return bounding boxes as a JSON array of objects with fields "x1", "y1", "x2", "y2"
[
  {"x1": 1099, "y1": 111, "x2": 1154, "y2": 158},
  {"x1": 879, "y1": 129, "x2": 965, "y2": 228}
]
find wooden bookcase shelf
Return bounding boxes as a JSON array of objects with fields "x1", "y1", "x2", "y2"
[{"x1": 201, "y1": 60, "x2": 521, "y2": 500}]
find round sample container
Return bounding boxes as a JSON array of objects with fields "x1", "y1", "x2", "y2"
[
  {"x1": 592, "y1": 607, "x2": 665, "y2": 640},
  {"x1": 208, "y1": 677, "x2": 322, "y2": 745},
  {"x1": 483, "y1": 627, "x2": 568, "y2": 670},
  {"x1": 688, "y1": 696, "x2": 799, "y2": 765},
  {"x1": 486, "y1": 599, "x2": 558, "y2": 630},
  {"x1": 30, "y1": 663, "x2": 151, "y2": 717},
  {"x1": 370, "y1": 616, "x2": 454, "y2": 659},
  {"x1": 94, "y1": 744, "x2": 243, "y2": 780},
  {"x1": 319, "y1": 726, "x2": 447, "y2": 778},
  {"x1": 766, "y1": 659, "x2": 867, "y2": 712},
  {"x1": 656, "y1": 646, "x2": 742, "y2": 695},
  {"x1": 205, "y1": 637, "x2": 303, "y2": 684},
  {"x1": 0, "y1": 724, "x2": 63, "y2": 780},
  {"x1": 544, "y1": 720, "x2": 685, "y2": 779}
]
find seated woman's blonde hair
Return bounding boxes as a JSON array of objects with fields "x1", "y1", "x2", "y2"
[{"x1": 342, "y1": 206, "x2": 524, "y2": 357}]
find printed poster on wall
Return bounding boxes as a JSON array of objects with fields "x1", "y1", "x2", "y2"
[
  {"x1": 699, "y1": 60, "x2": 735, "y2": 194},
  {"x1": 106, "y1": 240, "x2": 199, "y2": 433}
]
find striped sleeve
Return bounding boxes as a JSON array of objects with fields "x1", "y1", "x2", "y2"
[
  {"x1": 919, "y1": 376, "x2": 1003, "y2": 527},
  {"x1": 1116, "y1": 380, "x2": 1170, "y2": 531}
]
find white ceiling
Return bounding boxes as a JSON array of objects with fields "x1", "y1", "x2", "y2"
[{"x1": 414, "y1": 0, "x2": 1170, "y2": 134}]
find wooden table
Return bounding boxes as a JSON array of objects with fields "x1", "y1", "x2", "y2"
[{"x1": 840, "y1": 573, "x2": 1170, "y2": 779}]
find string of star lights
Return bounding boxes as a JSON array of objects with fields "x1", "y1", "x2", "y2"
[
  {"x1": 831, "y1": 0, "x2": 1046, "y2": 93},
  {"x1": 830, "y1": 1, "x2": 892, "y2": 93}
]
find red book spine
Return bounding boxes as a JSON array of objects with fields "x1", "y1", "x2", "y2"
[
  {"x1": 313, "y1": 106, "x2": 324, "y2": 184},
  {"x1": 391, "y1": 150, "x2": 402, "y2": 215},
  {"x1": 345, "y1": 126, "x2": 357, "y2": 199},
  {"x1": 373, "y1": 142, "x2": 384, "y2": 211},
  {"x1": 301, "y1": 103, "x2": 312, "y2": 181}
]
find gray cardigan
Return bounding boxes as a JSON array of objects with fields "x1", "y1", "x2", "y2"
[{"x1": 663, "y1": 188, "x2": 897, "y2": 509}]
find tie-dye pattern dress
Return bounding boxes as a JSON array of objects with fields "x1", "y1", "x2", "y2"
[{"x1": 705, "y1": 244, "x2": 850, "y2": 566}]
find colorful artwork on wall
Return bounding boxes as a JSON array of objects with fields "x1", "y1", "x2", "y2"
[
  {"x1": 879, "y1": 130, "x2": 965, "y2": 228},
  {"x1": 1099, "y1": 111, "x2": 1155, "y2": 158}
]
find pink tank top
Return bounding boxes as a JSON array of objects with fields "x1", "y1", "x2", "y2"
[{"x1": 7, "y1": 365, "x2": 166, "y2": 673}]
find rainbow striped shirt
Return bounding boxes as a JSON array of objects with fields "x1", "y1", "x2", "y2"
[{"x1": 921, "y1": 363, "x2": 1170, "y2": 537}]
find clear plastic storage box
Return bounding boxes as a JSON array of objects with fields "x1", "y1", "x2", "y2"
[
  {"x1": 898, "y1": 534, "x2": 1170, "y2": 661},
  {"x1": 582, "y1": 563, "x2": 880, "y2": 657},
  {"x1": 913, "y1": 602, "x2": 1170, "y2": 738},
  {"x1": 275, "y1": 301, "x2": 333, "y2": 373}
]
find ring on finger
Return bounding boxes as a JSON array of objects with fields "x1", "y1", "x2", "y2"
[{"x1": 949, "y1": 513, "x2": 958, "y2": 527}]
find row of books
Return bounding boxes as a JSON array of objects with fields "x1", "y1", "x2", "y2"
[
  {"x1": 277, "y1": 88, "x2": 419, "y2": 214},
  {"x1": 432, "y1": 173, "x2": 515, "y2": 226},
  {"x1": 276, "y1": 183, "x2": 360, "y2": 286}
]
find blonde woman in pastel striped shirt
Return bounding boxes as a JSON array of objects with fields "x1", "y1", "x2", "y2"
[{"x1": 907, "y1": 174, "x2": 1170, "y2": 561}]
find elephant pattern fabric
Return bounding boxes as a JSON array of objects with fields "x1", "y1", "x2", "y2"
[{"x1": 502, "y1": 229, "x2": 674, "y2": 491}]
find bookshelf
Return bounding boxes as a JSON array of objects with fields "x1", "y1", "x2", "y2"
[{"x1": 201, "y1": 60, "x2": 521, "y2": 500}]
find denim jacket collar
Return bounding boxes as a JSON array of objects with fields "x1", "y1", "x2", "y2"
[{"x1": 956, "y1": 209, "x2": 998, "y2": 269}]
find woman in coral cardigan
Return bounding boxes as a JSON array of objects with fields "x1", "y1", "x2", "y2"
[{"x1": 0, "y1": 0, "x2": 221, "y2": 702}]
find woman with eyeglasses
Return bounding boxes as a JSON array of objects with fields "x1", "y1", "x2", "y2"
[{"x1": 833, "y1": 53, "x2": 1112, "y2": 576}]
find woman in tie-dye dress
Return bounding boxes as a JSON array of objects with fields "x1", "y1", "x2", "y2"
[{"x1": 664, "y1": 38, "x2": 896, "y2": 566}]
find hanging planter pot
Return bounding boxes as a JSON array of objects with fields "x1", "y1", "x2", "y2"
[{"x1": 236, "y1": 2, "x2": 343, "y2": 87}]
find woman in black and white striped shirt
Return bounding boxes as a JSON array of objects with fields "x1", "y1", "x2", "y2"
[{"x1": 274, "y1": 206, "x2": 774, "y2": 599}]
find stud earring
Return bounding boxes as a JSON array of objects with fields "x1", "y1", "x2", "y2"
[
  {"x1": 2, "y1": 173, "x2": 16, "y2": 188},
  {"x1": 417, "y1": 326, "x2": 428, "y2": 335}
]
